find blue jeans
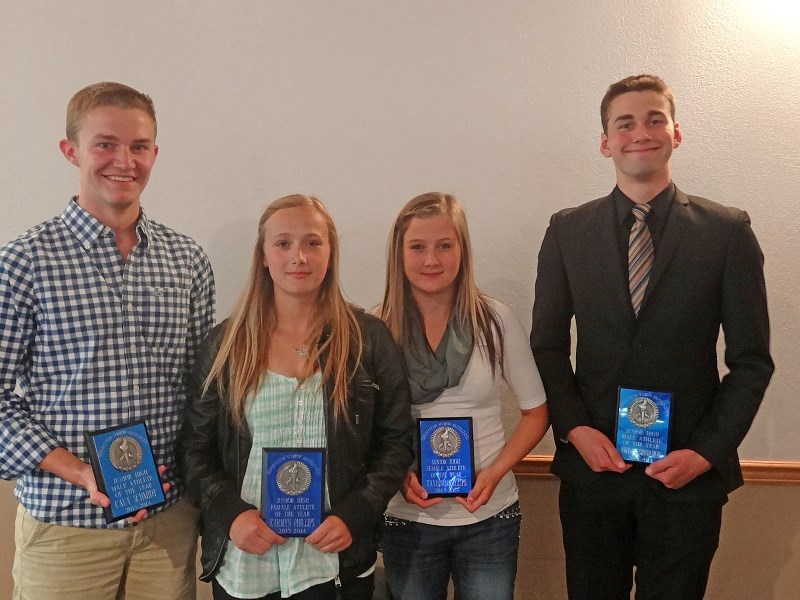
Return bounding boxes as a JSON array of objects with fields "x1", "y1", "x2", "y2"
[{"x1": 381, "y1": 501, "x2": 521, "y2": 600}]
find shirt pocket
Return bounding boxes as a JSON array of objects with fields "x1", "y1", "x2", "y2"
[{"x1": 136, "y1": 285, "x2": 191, "y2": 386}]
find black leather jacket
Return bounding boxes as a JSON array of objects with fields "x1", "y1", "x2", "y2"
[{"x1": 179, "y1": 309, "x2": 413, "y2": 584}]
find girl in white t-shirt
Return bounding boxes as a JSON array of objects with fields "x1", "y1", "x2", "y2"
[{"x1": 377, "y1": 192, "x2": 549, "y2": 600}]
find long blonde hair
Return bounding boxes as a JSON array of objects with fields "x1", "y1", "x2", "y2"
[
  {"x1": 204, "y1": 194, "x2": 362, "y2": 429},
  {"x1": 379, "y1": 192, "x2": 504, "y2": 377}
]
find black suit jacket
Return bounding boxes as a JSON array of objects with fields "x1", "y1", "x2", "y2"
[{"x1": 530, "y1": 187, "x2": 774, "y2": 501}]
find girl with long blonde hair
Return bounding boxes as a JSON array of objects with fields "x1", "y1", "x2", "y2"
[
  {"x1": 378, "y1": 193, "x2": 549, "y2": 600},
  {"x1": 181, "y1": 195, "x2": 413, "y2": 600}
]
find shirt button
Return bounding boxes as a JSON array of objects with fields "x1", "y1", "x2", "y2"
[
  {"x1": 133, "y1": 384, "x2": 140, "y2": 393},
  {"x1": 127, "y1": 303, "x2": 134, "y2": 311},
  {"x1": 632, "y1": 340, "x2": 643, "y2": 350}
]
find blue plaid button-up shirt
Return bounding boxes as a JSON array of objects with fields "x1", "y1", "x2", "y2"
[{"x1": 0, "y1": 199, "x2": 215, "y2": 528}]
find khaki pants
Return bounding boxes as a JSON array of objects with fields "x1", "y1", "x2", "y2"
[{"x1": 12, "y1": 498, "x2": 199, "y2": 600}]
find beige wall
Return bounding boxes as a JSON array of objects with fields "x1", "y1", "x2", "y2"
[
  {"x1": 0, "y1": 481, "x2": 16, "y2": 599},
  {"x1": 2, "y1": 2, "x2": 799, "y2": 599},
  {"x1": 1, "y1": 1, "x2": 798, "y2": 460},
  {"x1": 3, "y1": 477, "x2": 799, "y2": 599}
]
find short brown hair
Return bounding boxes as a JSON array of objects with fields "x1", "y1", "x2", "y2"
[
  {"x1": 66, "y1": 82, "x2": 156, "y2": 141},
  {"x1": 600, "y1": 74, "x2": 675, "y2": 133}
]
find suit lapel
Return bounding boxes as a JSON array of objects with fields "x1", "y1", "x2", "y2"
[{"x1": 640, "y1": 188, "x2": 690, "y2": 311}]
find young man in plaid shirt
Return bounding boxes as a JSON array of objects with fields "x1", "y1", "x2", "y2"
[{"x1": 1, "y1": 82, "x2": 215, "y2": 599}]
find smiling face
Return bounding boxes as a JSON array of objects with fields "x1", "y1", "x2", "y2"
[
  {"x1": 402, "y1": 214, "x2": 462, "y2": 303},
  {"x1": 59, "y1": 105, "x2": 158, "y2": 222},
  {"x1": 262, "y1": 206, "x2": 331, "y2": 302},
  {"x1": 600, "y1": 90, "x2": 682, "y2": 188}
]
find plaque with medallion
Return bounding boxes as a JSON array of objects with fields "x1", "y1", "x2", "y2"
[
  {"x1": 261, "y1": 448, "x2": 325, "y2": 537},
  {"x1": 84, "y1": 420, "x2": 166, "y2": 523},
  {"x1": 417, "y1": 417, "x2": 475, "y2": 497},
  {"x1": 615, "y1": 387, "x2": 673, "y2": 464}
]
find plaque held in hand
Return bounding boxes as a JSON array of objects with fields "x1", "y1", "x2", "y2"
[
  {"x1": 615, "y1": 387, "x2": 673, "y2": 464},
  {"x1": 261, "y1": 448, "x2": 325, "y2": 537},
  {"x1": 417, "y1": 417, "x2": 475, "y2": 497},
  {"x1": 84, "y1": 420, "x2": 166, "y2": 523}
]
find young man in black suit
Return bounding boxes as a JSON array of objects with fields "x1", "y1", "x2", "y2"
[{"x1": 530, "y1": 74, "x2": 774, "y2": 599}]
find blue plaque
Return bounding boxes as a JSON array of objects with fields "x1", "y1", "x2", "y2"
[
  {"x1": 84, "y1": 420, "x2": 165, "y2": 523},
  {"x1": 417, "y1": 417, "x2": 475, "y2": 497},
  {"x1": 615, "y1": 387, "x2": 673, "y2": 464},
  {"x1": 261, "y1": 448, "x2": 325, "y2": 537}
]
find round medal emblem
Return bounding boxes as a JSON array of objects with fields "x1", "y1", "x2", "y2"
[
  {"x1": 276, "y1": 460, "x2": 312, "y2": 495},
  {"x1": 108, "y1": 436, "x2": 143, "y2": 471},
  {"x1": 430, "y1": 426, "x2": 461, "y2": 458},
  {"x1": 627, "y1": 396, "x2": 659, "y2": 428}
]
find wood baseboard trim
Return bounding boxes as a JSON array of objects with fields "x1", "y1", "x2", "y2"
[{"x1": 515, "y1": 455, "x2": 800, "y2": 484}]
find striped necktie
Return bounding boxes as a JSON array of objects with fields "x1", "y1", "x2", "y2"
[{"x1": 628, "y1": 203, "x2": 653, "y2": 316}]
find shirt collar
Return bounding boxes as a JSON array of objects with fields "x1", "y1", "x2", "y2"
[
  {"x1": 61, "y1": 197, "x2": 152, "y2": 249},
  {"x1": 613, "y1": 182, "x2": 675, "y2": 226}
]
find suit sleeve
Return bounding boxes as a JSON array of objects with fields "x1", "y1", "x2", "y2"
[
  {"x1": 530, "y1": 214, "x2": 591, "y2": 441},
  {"x1": 688, "y1": 212, "x2": 774, "y2": 466}
]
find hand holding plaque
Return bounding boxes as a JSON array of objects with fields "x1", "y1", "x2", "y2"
[
  {"x1": 84, "y1": 420, "x2": 166, "y2": 523},
  {"x1": 614, "y1": 387, "x2": 673, "y2": 464},
  {"x1": 417, "y1": 417, "x2": 475, "y2": 497},
  {"x1": 261, "y1": 448, "x2": 325, "y2": 537}
]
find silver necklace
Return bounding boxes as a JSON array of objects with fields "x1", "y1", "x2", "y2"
[{"x1": 294, "y1": 346, "x2": 309, "y2": 357}]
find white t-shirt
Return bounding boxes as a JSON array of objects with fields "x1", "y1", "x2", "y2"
[{"x1": 385, "y1": 299, "x2": 547, "y2": 526}]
